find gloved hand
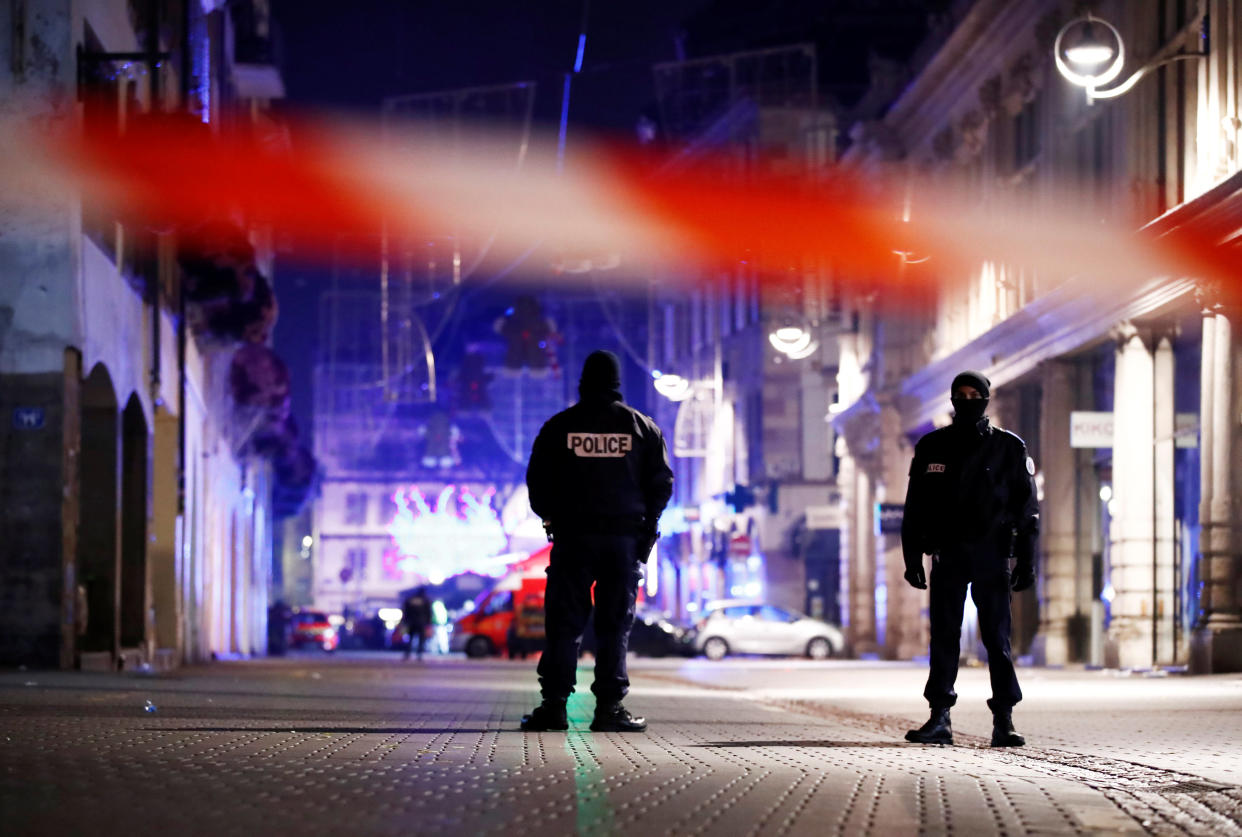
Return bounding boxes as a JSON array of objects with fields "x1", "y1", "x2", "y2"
[
  {"x1": 1011, "y1": 561, "x2": 1035, "y2": 592},
  {"x1": 903, "y1": 561, "x2": 927, "y2": 590},
  {"x1": 638, "y1": 529, "x2": 658, "y2": 563},
  {"x1": 1011, "y1": 531, "x2": 1036, "y2": 592}
]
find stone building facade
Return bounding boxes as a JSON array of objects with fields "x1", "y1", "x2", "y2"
[
  {"x1": 834, "y1": 0, "x2": 1242, "y2": 671},
  {"x1": 0, "y1": 0, "x2": 292, "y2": 668}
]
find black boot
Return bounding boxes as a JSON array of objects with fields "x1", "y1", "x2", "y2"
[
  {"x1": 904, "y1": 707, "x2": 953, "y2": 745},
  {"x1": 520, "y1": 700, "x2": 568, "y2": 732},
  {"x1": 990, "y1": 709, "x2": 1025, "y2": 747},
  {"x1": 590, "y1": 701, "x2": 647, "y2": 732}
]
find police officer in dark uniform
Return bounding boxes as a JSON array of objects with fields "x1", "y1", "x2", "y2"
[
  {"x1": 520, "y1": 350, "x2": 674, "y2": 733},
  {"x1": 901, "y1": 371, "x2": 1038, "y2": 748}
]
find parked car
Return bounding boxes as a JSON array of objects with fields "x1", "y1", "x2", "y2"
[
  {"x1": 683, "y1": 600, "x2": 843, "y2": 661},
  {"x1": 581, "y1": 610, "x2": 689, "y2": 658},
  {"x1": 289, "y1": 609, "x2": 339, "y2": 652}
]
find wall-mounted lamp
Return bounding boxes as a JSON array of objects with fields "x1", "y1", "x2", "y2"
[
  {"x1": 652, "y1": 370, "x2": 693, "y2": 401},
  {"x1": 768, "y1": 325, "x2": 819, "y2": 360},
  {"x1": 1054, "y1": 13, "x2": 1207, "y2": 105}
]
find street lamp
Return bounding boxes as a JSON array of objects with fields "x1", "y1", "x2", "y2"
[
  {"x1": 1054, "y1": 13, "x2": 1206, "y2": 105},
  {"x1": 652, "y1": 370, "x2": 693, "y2": 402},
  {"x1": 768, "y1": 325, "x2": 820, "y2": 360}
]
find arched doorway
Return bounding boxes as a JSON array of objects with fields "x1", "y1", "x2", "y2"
[
  {"x1": 79, "y1": 363, "x2": 119, "y2": 663},
  {"x1": 120, "y1": 394, "x2": 150, "y2": 657}
]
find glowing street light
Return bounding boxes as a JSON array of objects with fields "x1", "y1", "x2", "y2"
[
  {"x1": 768, "y1": 325, "x2": 819, "y2": 360},
  {"x1": 1054, "y1": 13, "x2": 1206, "y2": 105},
  {"x1": 652, "y1": 370, "x2": 693, "y2": 401}
]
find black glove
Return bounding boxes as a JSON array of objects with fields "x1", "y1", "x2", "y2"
[
  {"x1": 1011, "y1": 561, "x2": 1035, "y2": 592},
  {"x1": 903, "y1": 561, "x2": 927, "y2": 590},
  {"x1": 1011, "y1": 530, "x2": 1036, "y2": 591},
  {"x1": 637, "y1": 529, "x2": 658, "y2": 563}
]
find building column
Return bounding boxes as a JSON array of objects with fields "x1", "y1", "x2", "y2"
[
  {"x1": 879, "y1": 403, "x2": 923, "y2": 659},
  {"x1": 842, "y1": 452, "x2": 877, "y2": 655},
  {"x1": 1036, "y1": 361, "x2": 1078, "y2": 665},
  {"x1": 1191, "y1": 298, "x2": 1242, "y2": 672},
  {"x1": 1107, "y1": 324, "x2": 1156, "y2": 669},
  {"x1": 1153, "y1": 335, "x2": 1177, "y2": 664},
  {"x1": 151, "y1": 408, "x2": 181, "y2": 664}
]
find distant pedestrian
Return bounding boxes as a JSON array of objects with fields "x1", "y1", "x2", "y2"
[
  {"x1": 521, "y1": 350, "x2": 674, "y2": 733},
  {"x1": 267, "y1": 599, "x2": 292, "y2": 656},
  {"x1": 901, "y1": 371, "x2": 1038, "y2": 747},
  {"x1": 401, "y1": 587, "x2": 433, "y2": 661}
]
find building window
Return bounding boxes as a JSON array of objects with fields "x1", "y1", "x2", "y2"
[
  {"x1": 378, "y1": 492, "x2": 398, "y2": 526},
  {"x1": 345, "y1": 547, "x2": 368, "y2": 582},
  {"x1": 344, "y1": 492, "x2": 369, "y2": 525}
]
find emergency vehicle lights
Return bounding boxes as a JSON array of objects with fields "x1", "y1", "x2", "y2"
[{"x1": 387, "y1": 485, "x2": 511, "y2": 584}]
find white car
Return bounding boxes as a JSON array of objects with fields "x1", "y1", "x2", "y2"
[{"x1": 686, "y1": 600, "x2": 845, "y2": 661}]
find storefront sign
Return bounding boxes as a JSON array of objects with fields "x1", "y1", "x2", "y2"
[
  {"x1": 805, "y1": 504, "x2": 843, "y2": 530},
  {"x1": 1070, "y1": 411, "x2": 1113, "y2": 448},
  {"x1": 1070, "y1": 411, "x2": 1198, "y2": 448},
  {"x1": 11, "y1": 407, "x2": 45, "y2": 430},
  {"x1": 877, "y1": 503, "x2": 904, "y2": 535}
]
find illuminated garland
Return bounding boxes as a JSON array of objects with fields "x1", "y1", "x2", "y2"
[{"x1": 386, "y1": 485, "x2": 511, "y2": 584}]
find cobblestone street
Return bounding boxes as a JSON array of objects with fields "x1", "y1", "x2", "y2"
[{"x1": 2, "y1": 656, "x2": 1240, "y2": 836}]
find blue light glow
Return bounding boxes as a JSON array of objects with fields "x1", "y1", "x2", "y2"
[{"x1": 574, "y1": 34, "x2": 587, "y2": 73}]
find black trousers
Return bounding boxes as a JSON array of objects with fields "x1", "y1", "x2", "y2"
[
  {"x1": 923, "y1": 549, "x2": 1022, "y2": 712},
  {"x1": 403, "y1": 623, "x2": 427, "y2": 658},
  {"x1": 537, "y1": 533, "x2": 642, "y2": 704}
]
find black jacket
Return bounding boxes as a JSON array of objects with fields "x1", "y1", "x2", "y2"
[
  {"x1": 526, "y1": 392, "x2": 674, "y2": 535},
  {"x1": 401, "y1": 593, "x2": 432, "y2": 628},
  {"x1": 901, "y1": 418, "x2": 1039, "y2": 570}
]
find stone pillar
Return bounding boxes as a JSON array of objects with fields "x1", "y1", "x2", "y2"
[
  {"x1": 1036, "y1": 361, "x2": 1078, "y2": 665},
  {"x1": 879, "y1": 403, "x2": 923, "y2": 659},
  {"x1": 1107, "y1": 324, "x2": 1156, "y2": 669},
  {"x1": 151, "y1": 408, "x2": 182, "y2": 661},
  {"x1": 1153, "y1": 336, "x2": 1177, "y2": 664},
  {"x1": 1191, "y1": 298, "x2": 1242, "y2": 673},
  {"x1": 848, "y1": 456, "x2": 878, "y2": 655}
]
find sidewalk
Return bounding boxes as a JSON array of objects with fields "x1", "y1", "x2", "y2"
[{"x1": 1, "y1": 655, "x2": 1239, "y2": 836}]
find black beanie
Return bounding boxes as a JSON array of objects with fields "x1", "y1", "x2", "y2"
[
  {"x1": 579, "y1": 350, "x2": 622, "y2": 393},
  {"x1": 951, "y1": 370, "x2": 991, "y2": 399}
]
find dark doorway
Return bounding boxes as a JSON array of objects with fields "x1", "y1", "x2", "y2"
[
  {"x1": 79, "y1": 364, "x2": 119, "y2": 659},
  {"x1": 120, "y1": 395, "x2": 150, "y2": 651}
]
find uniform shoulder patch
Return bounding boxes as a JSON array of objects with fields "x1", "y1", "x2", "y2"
[{"x1": 927, "y1": 463, "x2": 946, "y2": 473}]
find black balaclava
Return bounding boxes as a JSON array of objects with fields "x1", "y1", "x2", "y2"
[
  {"x1": 578, "y1": 350, "x2": 623, "y2": 400},
  {"x1": 950, "y1": 370, "x2": 990, "y2": 426}
]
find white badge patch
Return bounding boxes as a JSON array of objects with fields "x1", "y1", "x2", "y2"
[
  {"x1": 568, "y1": 432, "x2": 633, "y2": 458},
  {"x1": 926, "y1": 463, "x2": 946, "y2": 473},
  {"x1": 1026, "y1": 456, "x2": 1036, "y2": 475}
]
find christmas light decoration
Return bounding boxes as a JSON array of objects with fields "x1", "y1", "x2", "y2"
[{"x1": 386, "y1": 485, "x2": 512, "y2": 584}]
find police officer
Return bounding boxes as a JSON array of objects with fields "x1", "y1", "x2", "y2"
[
  {"x1": 901, "y1": 371, "x2": 1038, "y2": 748},
  {"x1": 520, "y1": 350, "x2": 674, "y2": 733}
]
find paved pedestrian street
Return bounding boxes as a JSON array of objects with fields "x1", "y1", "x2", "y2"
[{"x1": 2, "y1": 656, "x2": 1240, "y2": 836}]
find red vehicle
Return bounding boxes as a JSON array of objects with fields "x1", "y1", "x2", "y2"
[
  {"x1": 290, "y1": 609, "x2": 339, "y2": 652},
  {"x1": 451, "y1": 546, "x2": 549, "y2": 658}
]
